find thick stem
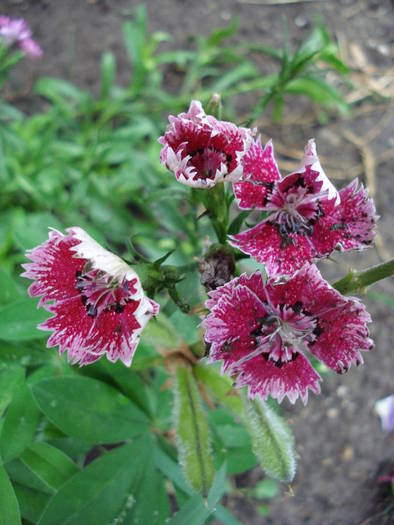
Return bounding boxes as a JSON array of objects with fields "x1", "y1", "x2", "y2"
[
  {"x1": 333, "y1": 259, "x2": 394, "y2": 295},
  {"x1": 197, "y1": 183, "x2": 229, "y2": 245}
]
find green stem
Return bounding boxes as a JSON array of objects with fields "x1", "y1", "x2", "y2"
[
  {"x1": 333, "y1": 259, "x2": 394, "y2": 295},
  {"x1": 197, "y1": 184, "x2": 229, "y2": 245}
]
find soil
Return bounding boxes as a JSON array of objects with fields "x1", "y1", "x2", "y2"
[{"x1": 3, "y1": 0, "x2": 394, "y2": 524}]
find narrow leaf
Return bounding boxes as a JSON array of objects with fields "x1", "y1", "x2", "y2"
[
  {"x1": 0, "y1": 465, "x2": 21, "y2": 525},
  {"x1": 242, "y1": 395, "x2": 296, "y2": 482},
  {"x1": 0, "y1": 384, "x2": 40, "y2": 462},
  {"x1": 168, "y1": 494, "x2": 212, "y2": 525},
  {"x1": 31, "y1": 376, "x2": 149, "y2": 443},
  {"x1": 173, "y1": 366, "x2": 215, "y2": 496},
  {"x1": 13, "y1": 483, "x2": 50, "y2": 523},
  {"x1": 20, "y1": 442, "x2": 79, "y2": 491},
  {"x1": 0, "y1": 364, "x2": 24, "y2": 416},
  {"x1": 0, "y1": 298, "x2": 48, "y2": 341},
  {"x1": 38, "y1": 438, "x2": 161, "y2": 525}
]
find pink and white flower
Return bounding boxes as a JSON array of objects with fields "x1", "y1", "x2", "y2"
[
  {"x1": 159, "y1": 100, "x2": 254, "y2": 188},
  {"x1": 22, "y1": 227, "x2": 159, "y2": 366},
  {"x1": 0, "y1": 16, "x2": 42, "y2": 58},
  {"x1": 203, "y1": 265, "x2": 373, "y2": 404},
  {"x1": 230, "y1": 139, "x2": 377, "y2": 277}
]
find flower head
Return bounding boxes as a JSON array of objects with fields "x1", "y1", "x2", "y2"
[
  {"x1": 203, "y1": 265, "x2": 372, "y2": 404},
  {"x1": 159, "y1": 100, "x2": 254, "y2": 188},
  {"x1": 22, "y1": 227, "x2": 159, "y2": 366},
  {"x1": 0, "y1": 16, "x2": 42, "y2": 58},
  {"x1": 230, "y1": 139, "x2": 377, "y2": 277}
]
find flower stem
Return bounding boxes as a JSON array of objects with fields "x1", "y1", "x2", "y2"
[{"x1": 333, "y1": 259, "x2": 394, "y2": 295}]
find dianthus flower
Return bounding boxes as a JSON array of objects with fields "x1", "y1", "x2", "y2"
[
  {"x1": 159, "y1": 100, "x2": 254, "y2": 188},
  {"x1": 203, "y1": 265, "x2": 372, "y2": 404},
  {"x1": 22, "y1": 227, "x2": 159, "y2": 366},
  {"x1": 230, "y1": 139, "x2": 376, "y2": 277},
  {"x1": 0, "y1": 16, "x2": 42, "y2": 58}
]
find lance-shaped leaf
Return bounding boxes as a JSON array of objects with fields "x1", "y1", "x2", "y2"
[
  {"x1": 20, "y1": 442, "x2": 80, "y2": 492},
  {"x1": 173, "y1": 366, "x2": 215, "y2": 496},
  {"x1": 31, "y1": 376, "x2": 149, "y2": 443},
  {"x1": 242, "y1": 394, "x2": 296, "y2": 482},
  {"x1": 0, "y1": 383, "x2": 40, "y2": 463},
  {"x1": 0, "y1": 465, "x2": 21, "y2": 525}
]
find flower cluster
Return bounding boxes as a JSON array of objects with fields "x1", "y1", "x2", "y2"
[
  {"x1": 23, "y1": 100, "x2": 376, "y2": 405},
  {"x1": 160, "y1": 101, "x2": 376, "y2": 404},
  {"x1": 23, "y1": 228, "x2": 158, "y2": 366},
  {"x1": 0, "y1": 16, "x2": 42, "y2": 58}
]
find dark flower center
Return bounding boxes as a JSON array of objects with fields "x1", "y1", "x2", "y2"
[{"x1": 75, "y1": 267, "x2": 137, "y2": 318}]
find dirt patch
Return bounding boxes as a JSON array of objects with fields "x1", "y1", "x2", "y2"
[{"x1": 4, "y1": 0, "x2": 394, "y2": 523}]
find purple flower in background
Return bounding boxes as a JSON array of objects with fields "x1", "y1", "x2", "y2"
[
  {"x1": 0, "y1": 16, "x2": 42, "y2": 58},
  {"x1": 375, "y1": 395, "x2": 394, "y2": 432}
]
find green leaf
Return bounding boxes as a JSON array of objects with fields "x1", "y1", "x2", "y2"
[
  {"x1": 173, "y1": 366, "x2": 215, "y2": 496},
  {"x1": 0, "y1": 364, "x2": 25, "y2": 416},
  {"x1": 100, "y1": 51, "x2": 116, "y2": 99},
  {"x1": 0, "y1": 465, "x2": 21, "y2": 525},
  {"x1": 242, "y1": 395, "x2": 296, "y2": 482},
  {"x1": 38, "y1": 438, "x2": 158, "y2": 525},
  {"x1": 214, "y1": 505, "x2": 243, "y2": 525},
  {"x1": 13, "y1": 483, "x2": 50, "y2": 523},
  {"x1": 254, "y1": 478, "x2": 280, "y2": 499},
  {"x1": 20, "y1": 442, "x2": 79, "y2": 491},
  {"x1": 13, "y1": 212, "x2": 63, "y2": 250},
  {"x1": 34, "y1": 78, "x2": 90, "y2": 108},
  {"x1": 0, "y1": 384, "x2": 40, "y2": 463},
  {"x1": 0, "y1": 268, "x2": 21, "y2": 305},
  {"x1": 285, "y1": 76, "x2": 348, "y2": 112},
  {"x1": 154, "y1": 447, "x2": 192, "y2": 496},
  {"x1": 226, "y1": 448, "x2": 258, "y2": 475},
  {"x1": 207, "y1": 462, "x2": 228, "y2": 508},
  {"x1": 141, "y1": 313, "x2": 181, "y2": 349},
  {"x1": 0, "y1": 298, "x2": 48, "y2": 341},
  {"x1": 31, "y1": 376, "x2": 150, "y2": 443},
  {"x1": 168, "y1": 494, "x2": 212, "y2": 525},
  {"x1": 228, "y1": 210, "x2": 251, "y2": 235}
]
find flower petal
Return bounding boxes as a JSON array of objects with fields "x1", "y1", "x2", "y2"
[
  {"x1": 234, "y1": 351, "x2": 321, "y2": 405},
  {"x1": 267, "y1": 264, "x2": 373, "y2": 373},
  {"x1": 311, "y1": 179, "x2": 377, "y2": 255},
  {"x1": 229, "y1": 222, "x2": 315, "y2": 278},
  {"x1": 233, "y1": 138, "x2": 281, "y2": 209},
  {"x1": 297, "y1": 139, "x2": 339, "y2": 203},
  {"x1": 21, "y1": 229, "x2": 83, "y2": 307},
  {"x1": 203, "y1": 284, "x2": 268, "y2": 346}
]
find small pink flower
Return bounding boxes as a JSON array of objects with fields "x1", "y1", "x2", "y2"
[
  {"x1": 230, "y1": 139, "x2": 377, "y2": 277},
  {"x1": 22, "y1": 228, "x2": 159, "y2": 366},
  {"x1": 203, "y1": 265, "x2": 372, "y2": 404},
  {"x1": 159, "y1": 100, "x2": 254, "y2": 188},
  {"x1": 0, "y1": 16, "x2": 42, "y2": 58}
]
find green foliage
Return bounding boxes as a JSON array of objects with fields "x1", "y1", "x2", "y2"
[
  {"x1": 173, "y1": 365, "x2": 215, "y2": 496},
  {"x1": 31, "y1": 376, "x2": 150, "y2": 443},
  {"x1": 242, "y1": 395, "x2": 296, "y2": 482},
  {"x1": 0, "y1": 465, "x2": 21, "y2": 525}
]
